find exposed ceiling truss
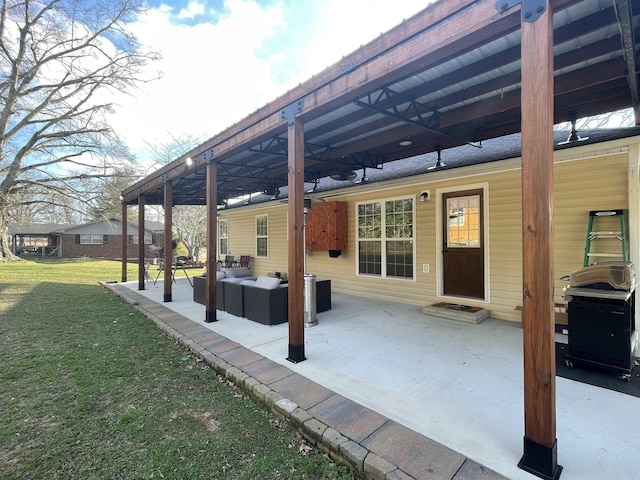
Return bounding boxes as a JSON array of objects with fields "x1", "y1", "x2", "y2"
[
  {"x1": 122, "y1": 0, "x2": 640, "y2": 207},
  {"x1": 354, "y1": 87, "x2": 483, "y2": 148}
]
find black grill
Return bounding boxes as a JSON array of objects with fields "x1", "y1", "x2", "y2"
[{"x1": 563, "y1": 262, "x2": 638, "y2": 379}]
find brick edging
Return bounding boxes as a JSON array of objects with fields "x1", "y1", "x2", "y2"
[{"x1": 102, "y1": 281, "x2": 414, "y2": 480}]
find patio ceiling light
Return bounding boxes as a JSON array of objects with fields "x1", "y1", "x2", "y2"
[{"x1": 427, "y1": 144, "x2": 445, "y2": 170}]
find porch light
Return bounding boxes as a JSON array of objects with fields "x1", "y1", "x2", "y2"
[
  {"x1": 427, "y1": 144, "x2": 445, "y2": 170},
  {"x1": 399, "y1": 140, "x2": 412, "y2": 146},
  {"x1": 185, "y1": 157, "x2": 193, "y2": 166}
]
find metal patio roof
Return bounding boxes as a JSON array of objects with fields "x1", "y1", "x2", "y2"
[{"x1": 122, "y1": 0, "x2": 639, "y2": 206}]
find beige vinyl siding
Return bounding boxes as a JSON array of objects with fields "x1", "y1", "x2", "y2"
[
  {"x1": 311, "y1": 189, "x2": 425, "y2": 304},
  {"x1": 218, "y1": 205, "x2": 288, "y2": 274},
  {"x1": 486, "y1": 170, "x2": 522, "y2": 321},
  {"x1": 553, "y1": 154, "x2": 628, "y2": 301},
  {"x1": 215, "y1": 146, "x2": 631, "y2": 324}
]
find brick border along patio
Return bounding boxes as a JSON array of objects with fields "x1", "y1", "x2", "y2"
[{"x1": 104, "y1": 282, "x2": 507, "y2": 480}]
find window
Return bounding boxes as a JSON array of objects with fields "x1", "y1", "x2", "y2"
[
  {"x1": 357, "y1": 197, "x2": 414, "y2": 279},
  {"x1": 446, "y1": 195, "x2": 480, "y2": 247},
  {"x1": 218, "y1": 219, "x2": 229, "y2": 256},
  {"x1": 80, "y1": 234, "x2": 105, "y2": 245},
  {"x1": 129, "y1": 235, "x2": 152, "y2": 245},
  {"x1": 256, "y1": 214, "x2": 268, "y2": 257}
]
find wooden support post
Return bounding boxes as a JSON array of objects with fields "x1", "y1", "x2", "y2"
[
  {"x1": 205, "y1": 154, "x2": 218, "y2": 323},
  {"x1": 121, "y1": 202, "x2": 128, "y2": 282},
  {"x1": 287, "y1": 116, "x2": 306, "y2": 363},
  {"x1": 164, "y1": 180, "x2": 173, "y2": 302},
  {"x1": 518, "y1": 3, "x2": 562, "y2": 480},
  {"x1": 138, "y1": 194, "x2": 146, "y2": 291}
]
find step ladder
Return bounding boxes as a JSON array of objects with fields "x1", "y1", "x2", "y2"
[{"x1": 583, "y1": 210, "x2": 628, "y2": 266}]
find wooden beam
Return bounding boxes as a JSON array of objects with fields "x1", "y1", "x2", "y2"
[
  {"x1": 121, "y1": 0, "x2": 522, "y2": 202},
  {"x1": 205, "y1": 156, "x2": 218, "y2": 323},
  {"x1": 164, "y1": 180, "x2": 173, "y2": 302},
  {"x1": 287, "y1": 117, "x2": 306, "y2": 363},
  {"x1": 138, "y1": 194, "x2": 146, "y2": 291},
  {"x1": 121, "y1": 202, "x2": 127, "y2": 282},
  {"x1": 518, "y1": 3, "x2": 562, "y2": 480}
]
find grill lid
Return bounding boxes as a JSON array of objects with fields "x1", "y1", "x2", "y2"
[{"x1": 569, "y1": 261, "x2": 635, "y2": 291}]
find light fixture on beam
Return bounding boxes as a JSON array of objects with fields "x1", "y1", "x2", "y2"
[
  {"x1": 329, "y1": 168, "x2": 357, "y2": 182},
  {"x1": 306, "y1": 179, "x2": 319, "y2": 193},
  {"x1": 558, "y1": 110, "x2": 589, "y2": 145},
  {"x1": 399, "y1": 139, "x2": 413, "y2": 147},
  {"x1": 185, "y1": 157, "x2": 193, "y2": 167},
  {"x1": 427, "y1": 144, "x2": 445, "y2": 170},
  {"x1": 263, "y1": 185, "x2": 281, "y2": 199},
  {"x1": 355, "y1": 167, "x2": 369, "y2": 184}
]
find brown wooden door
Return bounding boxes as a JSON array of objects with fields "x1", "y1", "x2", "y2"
[{"x1": 442, "y1": 189, "x2": 484, "y2": 299}]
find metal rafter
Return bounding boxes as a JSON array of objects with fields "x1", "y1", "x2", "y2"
[
  {"x1": 355, "y1": 86, "x2": 482, "y2": 147},
  {"x1": 247, "y1": 133, "x2": 384, "y2": 172},
  {"x1": 614, "y1": 0, "x2": 639, "y2": 123}
]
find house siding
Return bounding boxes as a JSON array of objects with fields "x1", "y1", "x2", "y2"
[
  {"x1": 57, "y1": 219, "x2": 164, "y2": 260},
  {"x1": 60, "y1": 234, "x2": 164, "y2": 260},
  {"x1": 217, "y1": 147, "x2": 631, "y2": 324}
]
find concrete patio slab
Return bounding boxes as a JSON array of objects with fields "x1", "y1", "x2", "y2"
[{"x1": 106, "y1": 279, "x2": 640, "y2": 480}]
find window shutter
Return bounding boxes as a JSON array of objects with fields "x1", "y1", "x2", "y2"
[
  {"x1": 75, "y1": 234, "x2": 80, "y2": 244},
  {"x1": 103, "y1": 235, "x2": 108, "y2": 244}
]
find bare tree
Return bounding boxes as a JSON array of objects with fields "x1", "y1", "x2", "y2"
[
  {"x1": 173, "y1": 205, "x2": 207, "y2": 261},
  {"x1": 92, "y1": 164, "x2": 139, "y2": 220},
  {"x1": 555, "y1": 108, "x2": 635, "y2": 131},
  {"x1": 145, "y1": 133, "x2": 208, "y2": 261},
  {"x1": 0, "y1": 0, "x2": 158, "y2": 261}
]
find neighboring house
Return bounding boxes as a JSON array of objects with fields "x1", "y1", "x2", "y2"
[
  {"x1": 119, "y1": 1, "x2": 639, "y2": 476},
  {"x1": 9, "y1": 220, "x2": 164, "y2": 260},
  {"x1": 215, "y1": 127, "x2": 640, "y2": 323},
  {"x1": 54, "y1": 219, "x2": 164, "y2": 260},
  {"x1": 8, "y1": 223, "x2": 67, "y2": 255}
]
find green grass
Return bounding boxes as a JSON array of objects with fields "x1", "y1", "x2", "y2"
[{"x1": 0, "y1": 258, "x2": 355, "y2": 479}]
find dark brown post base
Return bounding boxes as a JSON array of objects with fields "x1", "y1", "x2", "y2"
[
  {"x1": 138, "y1": 282, "x2": 145, "y2": 291},
  {"x1": 122, "y1": 276, "x2": 127, "y2": 283},
  {"x1": 205, "y1": 310, "x2": 217, "y2": 323},
  {"x1": 518, "y1": 437, "x2": 562, "y2": 480},
  {"x1": 163, "y1": 294, "x2": 172, "y2": 302},
  {"x1": 287, "y1": 344, "x2": 306, "y2": 363}
]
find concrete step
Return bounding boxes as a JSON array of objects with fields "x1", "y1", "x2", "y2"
[{"x1": 422, "y1": 302, "x2": 490, "y2": 324}]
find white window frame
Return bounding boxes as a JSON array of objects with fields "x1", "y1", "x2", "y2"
[
  {"x1": 80, "y1": 234, "x2": 104, "y2": 245},
  {"x1": 131, "y1": 235, "x2": 152, "y2": 245},
  {"x1": 255, "y1": 214, "x2": 269, "y2": 258},
  {"x1": 356, "y1": 195, "x2": 416, "y2": 280},
  {"x1": 218, "y1": 219, "x2": 229, "y2": 256}
]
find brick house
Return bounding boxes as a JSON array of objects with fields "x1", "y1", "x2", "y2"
[{"x1": 53, "y1": 219, "x2": 164, "y2": 260}]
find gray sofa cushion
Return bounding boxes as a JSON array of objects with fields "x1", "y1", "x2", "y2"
[
  {"x1": 255, "y1": 276, "x2": 281, "y2": 289},
  {"x1": 223, "y1": 266, "x2": 252, "y2": 278},
  {"x1": 221, "y1": 277, "x2": 246, "y2": 284}
]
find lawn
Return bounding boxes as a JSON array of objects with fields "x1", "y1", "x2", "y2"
[{"x1": 0, "y1": 258, "x2": 355, "y2": 479}]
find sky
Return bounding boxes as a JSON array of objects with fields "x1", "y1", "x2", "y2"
[{"x1": 111, "y1": 0, "x2": 431, "y2": 163}]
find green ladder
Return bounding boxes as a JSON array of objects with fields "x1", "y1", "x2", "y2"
[{"x1": 583, "y1": 210, "x2": 628, "y2": 266}]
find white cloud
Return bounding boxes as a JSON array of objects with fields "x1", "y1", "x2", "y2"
[
  {"x1": 111, "y1": 0, "x2": 429, "y2": 160},
  {"x1": 177, "y1": 1, "x2": 207, "y2": 20}
]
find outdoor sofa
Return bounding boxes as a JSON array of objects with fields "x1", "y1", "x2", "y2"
[
  {"x1": 193, "y1": 269, "x2": 331, "y2": 326},
  {"x1": 193, "y1": 266, "x2": 253, "y2": 312}
]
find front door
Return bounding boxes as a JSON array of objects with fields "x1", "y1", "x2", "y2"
[{"x1": 442, "y1": 189, "x2": 484, "y2": 299}]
